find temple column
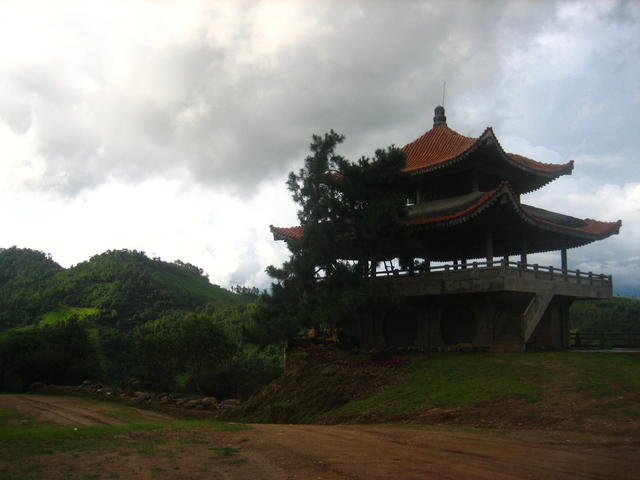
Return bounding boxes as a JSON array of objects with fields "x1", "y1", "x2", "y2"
[
  {"x1": 561, "y1": 248, "x2": 568, "y2": 272},
  {"x1": 520, "y1": 237, "x2": 528, "y2": 264},
  {"x1": 484, "y1": 226, "x2": 493, "y2": 266}
]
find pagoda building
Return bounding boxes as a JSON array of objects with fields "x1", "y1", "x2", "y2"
[{"x1": 271, "y1": 107, "x2": 622, "y2": 352}]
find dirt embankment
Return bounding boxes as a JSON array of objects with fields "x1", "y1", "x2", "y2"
[{"x1": 1, "y1": 394, "x2": 639, "y2": 480}]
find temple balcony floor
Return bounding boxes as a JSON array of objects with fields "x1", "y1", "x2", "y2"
[{"x1": 372, "y1": 260, "x2": 612, "y2": 299}]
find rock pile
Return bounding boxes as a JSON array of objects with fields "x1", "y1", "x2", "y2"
[{"x1": 78, "y1": 380, "x2": 242, "y2": 411}]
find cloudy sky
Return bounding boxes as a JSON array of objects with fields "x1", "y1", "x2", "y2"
[{"x1": 1, "y1": 0, "x2": 638, "y2": 294}]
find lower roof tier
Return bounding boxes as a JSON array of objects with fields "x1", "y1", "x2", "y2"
[{"x1": 270, "y1": 182, "x2": 621, "y2": 261}]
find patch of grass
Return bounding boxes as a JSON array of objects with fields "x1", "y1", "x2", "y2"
[
  {"x1": 0, "y1": 407, "x2": 53, "y2": 430},
  {"x1": 0, "y1": 419, "x2": 248, "y2": 460},
  {"x1": 213, "y1": 446, "x2": 240, "y2": 457},
  {"x1": 225, "y1": 458, "x2": 248, "y2": 465},
  {"x1": 39, "y1": 307, "x2": 100, "y2": 326},
  {"x1": 233, "y1": 349, "x2": 640, "y2": 426},
  {"x1": 335, "y1": 353, "x2": 543, "y2": 416}
]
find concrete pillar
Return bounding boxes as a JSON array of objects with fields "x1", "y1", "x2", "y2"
[
  {"x1": 520, "y1": 237, "x2": 528, "y2": 264},
  {"x1": 561, "y1": 248, "x2": 568, "y2": 272},
  {"x1": 485, "y1": 226, "x2": 493, "y2": 266}
]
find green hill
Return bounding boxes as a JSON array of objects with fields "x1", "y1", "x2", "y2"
[
  {"x1": 0, "y1": 247, "x2": 276, "y2": 395},
  {"x1": 0, "y1": 247, "x2": 246, "y2": 331},
  {"x1": 0, "y1": 247, "x2": 63, "y2": 328},
  {"x1": 571, "y1": 296, "x2": 640, "y2": 333}
]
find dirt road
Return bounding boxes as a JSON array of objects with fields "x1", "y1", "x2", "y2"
[
  {"x1": 0, "y1": 394, "x2": 174, "y2": 426},
  {"x1": 1, "y1": 394, "x2": 638, "y2": 480}
]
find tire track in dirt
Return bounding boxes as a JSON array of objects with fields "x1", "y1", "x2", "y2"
[{"x1": 0, "y1": 394, "x2": 175, "y2": 426}]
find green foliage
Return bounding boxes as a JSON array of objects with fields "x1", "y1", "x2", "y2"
[
  {"x1": 48, "y1": 249, "x2": 246, "y2": 329},
  {"x1": 133, "y1": 305, "x2": 283, "y2": 398},
  {"x1": 0, "y1": 247, "x2": 63, "y2": 328},
  {"x1": 134, "y1": 310, "x2": 236, "y2": 394},
  {"x1": 0, "y1": 319, "x2": 102, "y2": 392},
  {"x1": 258, "y1": 132, "x2": 411, "y2": 342},
  {"x1": 571, "y1": 297, "x2": 640, "y2": 333},
  {"x1": 0, "y1": 248, "x2": 247, "y2": 332},
  {"x1": 0, "y1": 247, "x2": 282, "y2": 396},
  {"x1": 39, "y1": 307, "x2": 100, "y2": 326}
]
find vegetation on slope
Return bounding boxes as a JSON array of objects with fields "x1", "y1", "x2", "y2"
[
  {"x1": 571, "y1": 296, "x2": 640, "y2": 333},
  {"x1": 230, "y1": 347, "x2": 640, "y2": 431},
  {"x1": 0, "y1": 247, "x2": 281, "y2": 397}
]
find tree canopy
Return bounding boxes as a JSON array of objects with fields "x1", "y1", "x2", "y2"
[{"x1": 258, "y1": 131, "x2": 412, "y2": 341}]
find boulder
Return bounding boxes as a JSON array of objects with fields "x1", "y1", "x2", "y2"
[
  {"x1": 29, "y1": 381, "x2": 46, "y2": 391},
  {"x1": 184, "y1": 400, "x2": 200, "y2": 409},
  {"x1": 200, "y1": 397, "x2": 218, "y2": 407},
  {"x1": 132, "y1": 391, "x2": 152, "y2": 403}
]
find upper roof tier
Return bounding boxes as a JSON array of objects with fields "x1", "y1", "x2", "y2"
[{"x1": 401, "y1": 107, "x2": 574, "y2": 194}]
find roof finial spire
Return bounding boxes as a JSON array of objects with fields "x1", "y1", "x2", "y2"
[{"x1": 433, "y1": 105, "x2": 447, "y2": 128}]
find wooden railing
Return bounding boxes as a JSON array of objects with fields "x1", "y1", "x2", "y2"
[
  {"x1": 571, "y1": 332, "x2": 640, "y2": 348},
  {"x1": 374, "y1": 259, "x2": 612, "y2": 287}
]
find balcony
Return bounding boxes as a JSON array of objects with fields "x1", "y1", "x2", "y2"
[{"x1": 373, "y1": 260, "x2": 612, "y2": 299}]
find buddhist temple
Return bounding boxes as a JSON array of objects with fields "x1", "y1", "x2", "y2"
[{"x1": 271, "y1": 107, "x2": 622, "y2": 352}]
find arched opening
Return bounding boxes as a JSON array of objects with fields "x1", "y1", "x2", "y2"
[
  {"x1": 440, "y1": 306, "x2": 476, "y2": 345},
  {"x1": 383, "y1": 305, "x2": 418, "y2": 348}
]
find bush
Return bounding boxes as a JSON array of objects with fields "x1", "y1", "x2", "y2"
[{"x1": 0, "y1": 319, "x2": 102, "y2": 392}]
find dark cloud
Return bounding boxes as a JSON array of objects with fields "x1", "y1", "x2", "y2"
[
  {"x1": 1, "y1": 0, "x2": 567, "y2": 196},
  {"x1": 1, "y1": 1, "x2": 638, "y2": 292}
]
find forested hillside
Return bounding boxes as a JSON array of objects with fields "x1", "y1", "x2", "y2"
[
  {"x1": 0, "y1": 247, "x2": 281, "y2": 396},
  {"x1": 0, "y1": 247, "x2": 245, "y2": 330},
  {"x1": 571, "y1": 297, "x2": 640, "y2": 333}
]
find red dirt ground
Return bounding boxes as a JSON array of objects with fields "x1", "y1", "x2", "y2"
[{"x1": 1, "y1": 394, "x2": 638, "y2": 480}]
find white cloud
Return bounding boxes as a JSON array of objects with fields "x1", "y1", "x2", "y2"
[
  {"x1": 0, "y1": 0, "x2": 638, "y2": 293},
  {"x1": 526, "y1": 181, "x2": 639, "y2": 292},
  {"x1": 0, "y1": 175, "x2": 296, "y2": 288}
]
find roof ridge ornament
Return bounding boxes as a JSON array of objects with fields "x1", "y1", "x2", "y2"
[{"x1": 433, "y1": 105, "x2": 447, "y2": 128}]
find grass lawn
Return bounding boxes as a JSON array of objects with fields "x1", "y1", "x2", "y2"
[
  {"x1": 0, "y1": 407, "x2": 248, "y2": 480},
  {"x1": 233, "y1": 349, "x2": 640, "y2": 428}
]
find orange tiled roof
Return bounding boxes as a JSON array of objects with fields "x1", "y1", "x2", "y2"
[
  {"x1": 401, "y1": 125, "x2": 573, "y2": 176},
  {"x1": 406, "y1": 182, "x2": 621, "y2": 237},
  {"x1": 270, "y1": 225, "x2": 304, "y2": 241},
  {"x1": 271, "y1": 183, "x2": 621, "y2": 241},
  {"x1": 507, "y1": 153, "x2": 574, "y2": 175},
  {"x1": 402, "y1": 125, "x2": 476, "y2": 171},
  {"x1": 531, "y1": 215, "x2": 622, "y2": 237}
]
